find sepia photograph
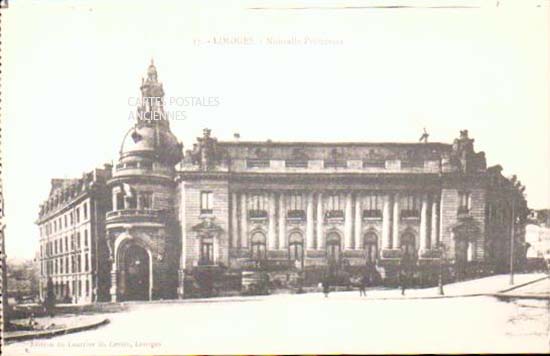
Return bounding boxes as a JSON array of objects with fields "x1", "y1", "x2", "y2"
[{"x1": 1, "y1": 0, "x2": 549, "y2": 354}]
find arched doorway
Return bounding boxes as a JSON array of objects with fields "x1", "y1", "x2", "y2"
[
  {"x1": 288, "y1": 232, "x2": 304, "y2": 269},
  {"x1": 364, "y1": 232, "x2": 378, "y2": 265},
  {"x1": 400, "y1": 232, "x2": 416, "y2": 260},
  {"x1": 326, "y1": 233, "x2": 342, "y2": 265},
  {"x1": 121, "y1": 244, "x2": 150, "y2": 301},
  {"x1": 251, "y1": 231, "x2": 267, "y2": 261}
]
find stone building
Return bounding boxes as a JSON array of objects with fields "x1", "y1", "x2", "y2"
[
  {"x1": 37, "y1": 62, "x2": 528, "y2": 303},
  {"x1": 36, "y1": 167, "x2": 112, "y2": 303}
]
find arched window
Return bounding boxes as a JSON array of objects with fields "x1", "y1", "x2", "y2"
[
  {"x1": 364, "y1": 232, "x2": 378, "y2": 264},
  {"x1": 288, "y1": 232, "x2": 304, "y2": 262},
  {"x1": 326, "y1": 233, "x2": 341, "y2": 263},
  {"x1": 251, "y1": 231, "x2": 267, "y2": 260},
  {"x1": 400, "y1": 232, "x2": 416, "y2": 259}
]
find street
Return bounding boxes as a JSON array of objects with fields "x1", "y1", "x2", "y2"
[{"x1": 4, "y1": 282, "x2": 549, "y2": 355}]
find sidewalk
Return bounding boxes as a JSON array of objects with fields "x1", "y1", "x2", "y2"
[
  {"x1": 494, "y1": 276, "x2": 550, "y2": 300},
  {"x1": 288, "y1": 272, "x2": 549, "y2": 301},
  {"x1": 3, "y1": 315, "x2": 109, "y2": 344}
]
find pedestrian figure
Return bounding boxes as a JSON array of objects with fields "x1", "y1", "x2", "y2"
[
  {"x1": 399, "y1": 269, "x2": 408, "y2": 296},
  {"x1": 399, "y1": 254, "x2": 412, "y2": 296},
  {"x1": 322, "y1": 279, "x2": 330, "y2": 298},
  {"x1": 359, "y1": 274, "x2": 369, "y2": 297}
]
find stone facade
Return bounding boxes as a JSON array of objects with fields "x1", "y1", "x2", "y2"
[
  {"x1": 36, "y1": 167, "x2": 112, "y2": 304},
  {"x1": 37, "y1": 63, "x2": 529, "y2": 302}
]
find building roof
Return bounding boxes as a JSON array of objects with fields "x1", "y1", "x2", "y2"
[{"x1": 216, "y1": 140, "x2": 451, "y2": 161}]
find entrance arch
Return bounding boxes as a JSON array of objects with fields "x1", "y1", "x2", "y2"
[
  {"x1": 326, "y1": 232, "x2": 342, "y2": 265},
  {"x1": 119, "y1": 243, "x2": 151, "y2": 301},
  {"x1": 363, "y1": 232, "x2": 378, "y2": 265},
  {"x1": 400, "y1": 232, "x2": 416, "y2": 260}
]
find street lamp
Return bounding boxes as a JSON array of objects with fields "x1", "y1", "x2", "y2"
[{"x1": 509, "y1": 198, "x2": 516, "y2": 286}]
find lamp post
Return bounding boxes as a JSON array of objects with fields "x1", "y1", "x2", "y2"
[{"x1": 509, "y1": 198, "x2": 515, "y2": 286}]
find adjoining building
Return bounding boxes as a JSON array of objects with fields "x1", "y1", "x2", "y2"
[
  {"x1": 37, "y1": 62, "x2": 529, "y2": 303},
  {"x1": 36, "y1": 167, "x2": 112, "y2": 303},
  {"x1": 526, "y1": 209, "x2": 550, "y2": 265}
]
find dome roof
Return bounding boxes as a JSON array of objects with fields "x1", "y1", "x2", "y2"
[{"x1": 120, "y1": 124, "x2": 183, "y2": 165}]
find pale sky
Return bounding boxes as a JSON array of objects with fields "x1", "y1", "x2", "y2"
[{"x1": 3, "y1": 0, "x2": 550, "y2": 259}]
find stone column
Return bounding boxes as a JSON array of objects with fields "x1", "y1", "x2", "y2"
[
  {"x1": 431, "y1": 196, "x2": 439, "y2": 249},
  {"x1": 110, "y1": 268, "x2": 118, "y2": 302},
  {"x1": 393, "y1": 193, "x2": 400, "y2": 248},
  {"x1": 278, "y1": 194, "x2": 287, "y2": 250},
  {"x1": 306, "y1": 192, "x2": 315, "y2": 249},
  {"x1": 228, "y1": 193, "x2": 237, "y2": 248},
  {"x1": 240, "y1": 193, "x2": 248, "y2": 248},
  {"x1": 344, "y1": 193, "x2": 354, "y2": 249},
  {"x1": 268, "y1": 193, "x2": 277, "y2": 250},
  {"x1": 419, "y1": 194, "x2": 429, "y2": 250},
  {"x1": 382, "y1": 194, "x2": 392, "y2": 249},
  {"x1": 316, "y1": 193, "x2": 324, "y2": 249},
  {"x1": 112, "y1": 190, "x2": 118, "y2": 211},
  {"x1": 354, "y1": 193, "x2": 362, "y2": 250}
]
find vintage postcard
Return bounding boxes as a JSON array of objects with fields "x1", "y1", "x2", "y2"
[{"x1": 1, "y1": 0, "x2": 549, "y2": 354}]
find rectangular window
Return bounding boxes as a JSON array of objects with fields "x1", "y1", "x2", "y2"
[
  {"x1": 84, "y1": 230, "x2": 88, "y2": 247},
  {"x1": 287, "y1": 194, "x2": 306, "y2": 220},
  {"x1": 70, "y1": 212, "x2": 74, "y2": 225},
  {"x1": 363, "y1": 160, "x2": 386, "y2": 168},
  {"x1": 83, "y1": 203, "x2": 88, "y2": 219},
  {"x1": 85, "y1": 253, "x2": 89, "y2": 271},
  {"x1": 139, "y1": 192, "x2": 153, "y2": 209},
  {"x1": 401, "y1": 160, "x2": 424, "y2": 169},
  {"x1": 76, "y1": 208, "x2": 80, "y2": 223},
  {"x1": 85, "y1": 280, "x2": 90, "y2": 296},
  {"x1": 64, "y1": 215, "x2": 67, "y2": 228},
  {"x1": 200, "y1": 191, "x2": 214, "y2": 214},
  {"x1": 324, "y1": 160, "x2": 347, "y2": 168},
  {"x1": 285, "y1": 160, "x2": 308, "y2": 168},
  {"x1": 458, "y1": 192, "x2": 471, "y2": 214},
  {"x1": 248, "y1": 194, "x2": 268, "y2": 218},
  {"x1": 246, "y1": 159, "x2": 270, "y2": 168},
  {"x1": 65, "y1": 236, "x2": 68, "y2": 251},
  {"x1": 78, "y1": 280, "x2": 82, "y2": 297},
  {"x1": 199, "y1": 237, "x2": 214, "y2": 265},
  {"x1": 116, "y1": 192, "x2": 124, "y2": 211},
  {"x1": 326, "y1": 194, "x2": 345, "y2": 218},
  {"x1": 401, "y1": 195, "x2": 420, "y2": 218},
  {"x1": 76, "y1": 232, "x2": 81, "y2": 249}
]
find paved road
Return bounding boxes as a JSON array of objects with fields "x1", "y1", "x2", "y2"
[{"x1": 4, "y1": 292, "x2": 549, "y2": 355}]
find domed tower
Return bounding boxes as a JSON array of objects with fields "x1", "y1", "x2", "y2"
[{"x1": 106, "y1": 61, "x2": 183, "y2": 302}]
